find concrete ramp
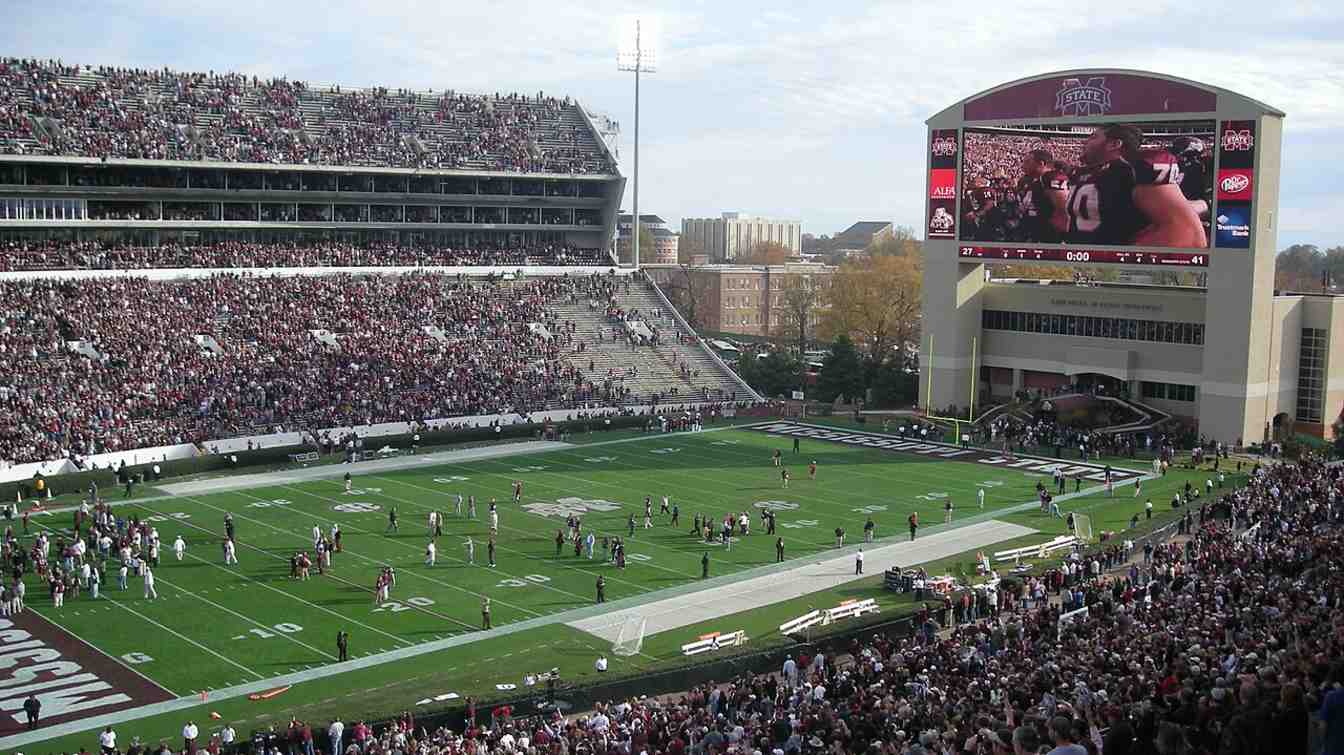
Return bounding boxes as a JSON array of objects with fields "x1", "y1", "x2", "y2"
[
  {"x1": 568, "y1": 520, "x2": 1036, "y2": 643},
  {"x1": 193, "y1": 334, "x2": 224, "y2": 355},
  {"x1": 66, "y1": 339, "x2": 102, "y2": 360},
  {"x1": 309, "y1": 329, "x2": 339, "y2": 348}
]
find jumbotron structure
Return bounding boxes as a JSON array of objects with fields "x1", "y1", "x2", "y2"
[
  {"x1": 921, "y1": 69, "x2": 1341, "y2": 444},
  {"x1": 0, "y1": 59, "x2": 753, "y2": 474}
]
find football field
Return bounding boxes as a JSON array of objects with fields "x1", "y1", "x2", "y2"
[{"x1": 7, "y1": 419, "x2": 1197, "y2": 751}]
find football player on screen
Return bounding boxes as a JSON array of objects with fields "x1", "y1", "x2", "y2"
[
  {"x1": 1170, "y1": 136, "x2": 1211, "y2": 222},
  {"x1": 1016, "y1": 149, "x2": 1070, "y2": 243},
  {"x1": 1065, "y1": 125, "x2": 1207, "y2": 248}
]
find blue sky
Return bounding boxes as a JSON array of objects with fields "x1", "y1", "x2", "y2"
[{"x1": 4, "y1": 1, "x2": 1343, "y2": 248}]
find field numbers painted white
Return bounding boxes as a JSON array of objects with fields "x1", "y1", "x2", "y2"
[
  {"x1": 433, "y1": 476, "x2": 471, "y2": 483},
  {"x1": 753, "y1": 500, "x2": 799, "y2": 511},
  {"x1": 917, "y1": 492, "x2": 949, "y2": 501},
  {"x1": 584, "y1": 456, "x2": 618, "y2": 463},
  {"x1": 626, "y1": 553, "x2": 652, "y2": 562},
  {"x1": 976, "y1": 481, "x2": 1004, "y2": 488},
  {"x1": 249, "y1": 499, "x2": 293, "y2": 509},
  {"x1": 121, "y1": 652, "x2": 154, "y2": 664},
  {"x1": 649, "y1": 447, "x2": 682, "y2": 455},
  {"x1": 344, "y1": 487, "x2": 382, "y2": 496},
  {"x1": 332, "y1": 502, "x2": 382, "y2": 514},
  {"x1": 497, "y1": 574, "x2": 551, "y2": 588},
  {"x1": 780, "y1": 519, "x2": 819, "y2": 530},
  {"x1": 144, "y1": 512, "x2": 191, "y2": 523},
  {"x1": 521, "y1": 497, "x2": 623, "y2": 518},
  {"x1": 512, "y1": 465, "x2": 549, "y2": 473},
  {"x1": 374, "y1": 596, "x2": 436, "y2": 613},
  {"x1": 852, "y1": 505, "x2": 888, "y2": 514},
  {"x1": 239, "y1": 623, "x2": 305, "y2": 639}
]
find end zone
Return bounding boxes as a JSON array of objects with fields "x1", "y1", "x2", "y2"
[
  {"x1": 0, "y1": 609, "x2": 174, "y2": 736},
  {"x1": 750, "y1": 421, "x2": 1144, "y2": 482}
]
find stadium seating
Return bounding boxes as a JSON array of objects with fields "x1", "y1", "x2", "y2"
[
  {"x1": 0, "y1": 273, "x2": 745, "y2": 465},
  {"x1": 0, "y1": 59, "x2": 614, "y2": 173},
  {"x1": 0, "y1": 240, "x2": 610, "y2": 272}
]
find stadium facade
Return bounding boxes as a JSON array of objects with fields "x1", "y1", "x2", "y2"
[
  {"x1": 0, "y1": 65, "x2": 625, "y2": 263},
  {"x1": 921, "y1": 70, "x2": 1344, "y2": 443},
  {"x1": 0, "y1": 61, "x2": 760, "y2": 481}
]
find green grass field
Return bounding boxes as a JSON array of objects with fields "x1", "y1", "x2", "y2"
[{"x1": 14, "y1": 420, "x2": 1233, "y2": 752}]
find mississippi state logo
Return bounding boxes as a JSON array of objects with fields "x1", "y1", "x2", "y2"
[
  {"x1": 1222, "y1": 129, "x2": 1254, "y2": 151},
  {"x1": 929, "y1": 207, "x2": 955, "y2": 232},
  {"x1": 1055, "y1": 77, "x2": 1112, "y2": 116},
  {"x1": 931, "y1": 136, "x2": 957, "y2": 157}
]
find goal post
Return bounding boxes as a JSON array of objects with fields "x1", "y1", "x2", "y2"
[
  {"x1": 1071, "y1": 512, "x2": 1093, "y2": 544},
  {"x1": 611, "y1": 616, "x2": 646, "y2": 657}
]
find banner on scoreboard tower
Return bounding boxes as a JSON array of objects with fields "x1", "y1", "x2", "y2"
[
  {"x1": 1215, "y1": 120, "x2": 1255, "y2": 249},
  {"x1": 927, "y1": 129, "x2": 958, "y2": 239}
]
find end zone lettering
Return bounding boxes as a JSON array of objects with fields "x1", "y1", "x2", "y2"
[
  {"x1": 751, "y1": 422, "x2": 1141, "y2": 481},
  {"x1": 0, "y1": 613, "x2": 173, "y2": 735}
]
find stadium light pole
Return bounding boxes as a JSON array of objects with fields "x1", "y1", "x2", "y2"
[{"x1": 618, "y1": 18, "x2": 657, "y2": 271}]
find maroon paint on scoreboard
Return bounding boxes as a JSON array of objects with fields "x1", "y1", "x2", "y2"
[
  {"x1": 927, "y1": 129, "x2": 959, "y2": 238},
  {"x1": 963, "y1": 73, "x2": 1217, "y2": 121},
  {"x1": 0, "y1": 609, "x2": 174, "y2": 735},
  {"x1": 959, "y1": 245, "x2": 1208, "y2": 267}
]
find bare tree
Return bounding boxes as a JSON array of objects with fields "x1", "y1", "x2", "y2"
[
  {"x1": 660, "y1": 260, "x2": 708, "y2": 330},
  {"x1": 773, "y1": 273, "x2": 824, "y2": 395}
]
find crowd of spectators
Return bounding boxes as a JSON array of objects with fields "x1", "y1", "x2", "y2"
[
  {"x1": 0, "y1": 58, "x2": 614, "y2": 173},
  {"x1": 0, "y1": 240, "x2": 609, "y2": 271},
  {"x1": 87, "y1": 454, "x2": 1334, "y2": 755},
  {"x1": 419, "y1": 457, "x2": 1337, "y2": 755},
  {"x1": 0, "y1": 272, "x2": 729, "y2": 466}
]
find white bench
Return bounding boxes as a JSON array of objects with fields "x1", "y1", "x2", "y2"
[
  {"x1": 779, "y1": 610, "x2": 822, "y2": 635},
  {"x1": 681, "y1": 630, "x2": 747, "y2": 656},
  {"x1": 993, "y1": 535, "x2": 1079, "y2": 562},
  {"x1": 824, "y1": 598, "x2": 879, "y2": 624},
  {"x1": 288, "y1": 452, "x2": 319, "y2": 464}
]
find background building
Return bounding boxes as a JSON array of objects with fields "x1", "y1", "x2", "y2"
[
  {"x1": 644, "y1": 262, "x2": 832, "y2": 338},
  {"x1": 919, "y1": 69, "x2": 1344, "y2": 443},
  {"x1": 681, "y1": 212, "x2": 801, "y2": 262},
  {"x1": 616, "y1": 213, "x2": 678, "y2": 264},
  {"x1": 832, "y1": 221, "x2": 893, "y2": 255}
]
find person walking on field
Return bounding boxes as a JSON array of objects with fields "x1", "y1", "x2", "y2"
[
  {"x1": 595, "y1": 575, "x2": 606, "y2": 604},
  {"x1": 855, "y1": 548, "x2": 864, "y2": 575},
  {"x1": 336, "y1": 630, "x2": 349, "y2": 662},
  {"x1": 775, "y1": 537, "x2": 785, "y2": 562},
  {"x1": 701, "y1": 551, "x2": 710, "y2": 579},
  {"x1": 143, "y1": 564, "x2": 158, "y2": 600},
  {"x1": 481, "y1": 596, "x2": 491, "y2": 629},
  {"x1": 944, "y1": 498, "x2": 953, "y2": 524},
  {"x1": 908, "y1": 513, "x2": 919, "y2": 541}
]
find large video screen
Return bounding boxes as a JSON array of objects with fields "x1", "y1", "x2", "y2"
[{"x1": 959, "y1": 121, "x2": 1216, "y2": 249}]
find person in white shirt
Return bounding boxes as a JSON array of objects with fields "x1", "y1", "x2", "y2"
[
  {"x1": 89, "y1": 567, "x2": 100, "y2": 599},
  {"x1": 594, "y1": 655, "x2": 608, "y2": 672},
  {"x1": 223, "y1": 539, "x2": 238, "y2": 565},
  {"x1": 118, "y1": 562, "x2": 129, "y2": 590},
  {"x1": 182, "y1": 720, "x2": 198, "y2": 753},
  {"x1": 143, "y1": 565, "x2": 157, "y2": 599},
  {"x1": 220, "y1": 724, "x2": 236, "y2": 748},
  {"x1": 327, "y1": 719, "x2": 343, "y2": 755},
  {"x1": 978, "y1": 488, "x2": 985, "y2": 509},
  {"x1": 99, "y1": 726, "x2": 117, "y2": 755},
  {"x1": 312, "y1": 524, "x2": 322, "y2": 548},
  {"x1": 173, "y1": 535, "x2": 186, "y2": 561},
  {"x1": 425, "y1": 541, "x2": 437, "y2": 567},
  {"x1": 782, "y1": 656, "x2": 797, "y2": 687},
  {"x1": 428, "y1": 510, "x2": 438, "y2": 535}
]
